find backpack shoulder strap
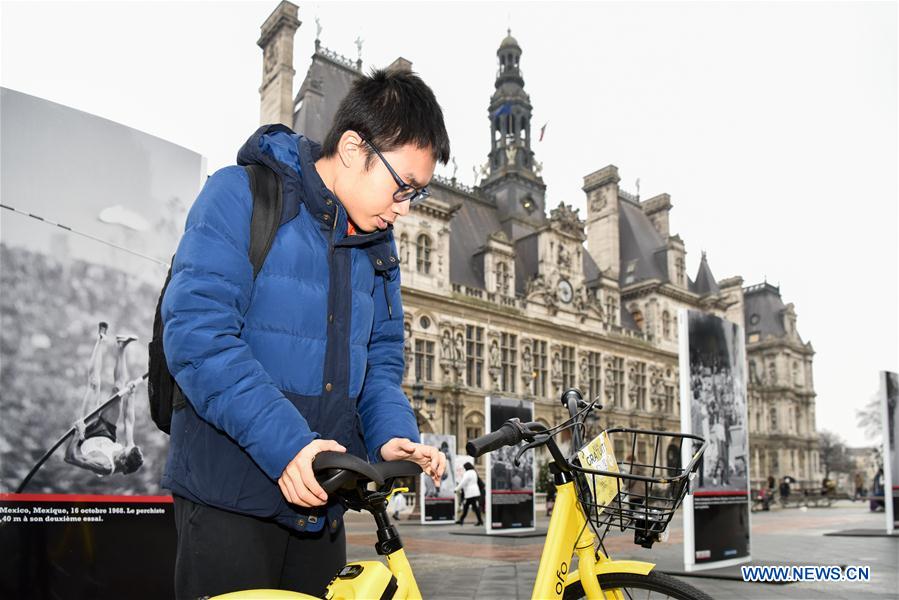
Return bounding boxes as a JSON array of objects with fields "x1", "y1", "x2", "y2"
[{"x1": 244, "y1": 164, "x2": 283, "y2": 279}]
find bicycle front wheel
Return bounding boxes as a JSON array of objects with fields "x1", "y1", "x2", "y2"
[{"x1": 564, "y1": 570, "x2": 713, "y2": 600}]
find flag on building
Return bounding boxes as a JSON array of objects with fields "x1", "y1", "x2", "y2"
[{"x1": 492, "y1": 103, "x2": 512, "y2": 118}]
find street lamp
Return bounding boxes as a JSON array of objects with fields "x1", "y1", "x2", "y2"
[
  {"x1": 412, "y1": 382, "x2": 424, "y2": 413},
  {"x1": 425, "y1": 392, "x2": 437, "y2": 421}
]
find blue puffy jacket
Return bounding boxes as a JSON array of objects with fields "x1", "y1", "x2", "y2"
[{"x1": 161, "y1": 124, "x2": 420, "y2": 532}]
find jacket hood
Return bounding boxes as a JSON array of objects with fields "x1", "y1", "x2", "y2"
[{"x1": 236, "y1": 124, "x2": 332, "y2": 227}]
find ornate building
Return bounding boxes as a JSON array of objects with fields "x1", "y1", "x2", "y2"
[{"x1": 257, "y1": 1, "x2": 820, "y2": 487}]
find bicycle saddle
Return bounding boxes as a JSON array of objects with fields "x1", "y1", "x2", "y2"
[{"x1": 312, "y1": 451, "x2": 421, "y2": 494}]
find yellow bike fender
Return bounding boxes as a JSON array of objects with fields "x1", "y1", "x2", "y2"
[{"x1": 564, "y1": 559, "x2": 656, "y2": 587}]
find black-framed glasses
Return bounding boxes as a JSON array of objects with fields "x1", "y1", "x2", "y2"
[{"x1": 361, "y1": 136, "x2": 431, "y2": 207}]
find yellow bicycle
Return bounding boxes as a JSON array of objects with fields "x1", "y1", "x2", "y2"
[{"x1": 214, "y1": 389, "x2": 710, "y2": 599}]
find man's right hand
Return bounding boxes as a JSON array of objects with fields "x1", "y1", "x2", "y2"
[{"x1": 277, "y1": 439, "x2": 346, "y2": 507}]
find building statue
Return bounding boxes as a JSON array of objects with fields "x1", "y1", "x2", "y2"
[{"x1": 440, "y1": 329, "x2": 452, "y2": 361}]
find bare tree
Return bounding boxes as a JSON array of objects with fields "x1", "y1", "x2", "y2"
[
  {"x1": 818, "y1": 430, "x2": 853, "y2": 479},
  {"x1": 855, "y1": 393, "x2": 882, "y2": 440}
]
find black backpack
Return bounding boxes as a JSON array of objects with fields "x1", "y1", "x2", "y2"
[{"x1": 147, "y1": 164, "x2": 283, "y2": 434}]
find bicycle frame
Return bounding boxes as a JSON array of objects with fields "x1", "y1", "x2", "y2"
[
  {"x1": 532, "y1": 478, "x2": 655, "y2": 600},
  {"x1": 385, "y1": 548, "x2": 422, "y2": 599}
]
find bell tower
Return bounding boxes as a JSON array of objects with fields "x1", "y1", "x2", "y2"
[{"x1": 478, "y1": 30, "x2": 547, "y2": 240}]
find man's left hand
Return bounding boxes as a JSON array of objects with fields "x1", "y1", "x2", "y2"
[{"x1": 380, "y1": 438, "x2": 446, "y2": 486}]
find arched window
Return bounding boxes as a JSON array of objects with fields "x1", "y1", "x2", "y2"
[
  {"x1": 662, "y1": 311, "x2": 671, "y2": 339},
  {"x1": 769, "y1": 407, "x2": 778, "y2": 431},
  {"x1": 416, "y1": 234, "x2": 432, "y2": 275}
]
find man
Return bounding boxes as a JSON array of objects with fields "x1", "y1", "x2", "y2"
[
  {"x1": 161, "y1": 69, "x2": 449, "y2": 599},
  {"x1": 65, "y1": 324, "x2": 143, "y2": 476}
]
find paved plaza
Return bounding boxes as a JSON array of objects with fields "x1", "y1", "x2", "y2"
[{"x1": 344, "y1": 500, "x2": 898, "y2": 599}]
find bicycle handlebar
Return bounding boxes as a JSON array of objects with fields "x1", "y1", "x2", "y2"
[{"x1": 466, "y1": 421, "x2": 522, "y2": 458}]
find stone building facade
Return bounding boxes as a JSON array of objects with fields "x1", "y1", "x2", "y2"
[{"x1": 256, "y1": 1, "x2": 821, "y2": 487}]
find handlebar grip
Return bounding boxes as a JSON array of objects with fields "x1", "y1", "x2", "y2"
[{"x1": 466, "y1": 422, "x2": 521, "y2": 458}]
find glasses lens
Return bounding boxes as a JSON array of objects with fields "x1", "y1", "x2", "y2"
[
  {"x1": 394, "y1": 186, "x2": 417, "y2": 202},
  {"x1": 408, "y1": 188, "x2": 431, "y2": 207}
]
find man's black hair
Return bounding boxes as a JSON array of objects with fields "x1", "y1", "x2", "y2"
[{"x1": 322, "y1": 68, "x2": 451, "y2": 168}]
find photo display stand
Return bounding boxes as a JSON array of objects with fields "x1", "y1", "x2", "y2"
[
  {"x1": 420, "y1": 433, "x2": 458, "y2": 524},
  {"x1": 484, "y1": 396, "x2": 536, "y2": 535},
  {"x1": 678, "y1": 309, "x2": 752, "y2": 572}
]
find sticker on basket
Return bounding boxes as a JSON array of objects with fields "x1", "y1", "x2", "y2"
[{"x1": 577, "y1": 431, "x2": 620, "y2": 513}]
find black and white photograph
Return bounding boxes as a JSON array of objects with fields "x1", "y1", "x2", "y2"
[
  {"x1": 420, "y1": 433, "x2": 457, "y2": 523},
  {"x1": 485, "y1": 396, "x2": 535, "y2": 533},
  {"x1": 0, "y1": 89, "x2": 205, "y2": 497},
  {"x1": 687, "y1": 311, "x2": 749, "y2": 494}
]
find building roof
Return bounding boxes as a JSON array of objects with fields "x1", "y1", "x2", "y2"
[
  {"x1": 618, "y1": 198, "x2": 667, "y2": 286},
  {"x1": 743, "y1": 282, "x2": 788, "y2": 340},
  {"x1": 583, "y1": 250, "x2": 601, "y2": 285},
  {"x1": 500, "y1": 29, "x2": 521, "y2": 50},
  {"x1": 293, "y1": 44, "x2": 361, "y2": 144},
  {"x1": 693, "y1": 252, "x2": 720, "y2": 296},
  {"x1": 449, "y1": 197, "x2": 503, "y2": 290}
]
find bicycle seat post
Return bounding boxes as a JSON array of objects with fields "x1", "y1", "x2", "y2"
[{"x1": 370, "y1": 498, "x2": 404, "y2": 556}]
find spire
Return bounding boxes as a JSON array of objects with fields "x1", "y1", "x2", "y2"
[
  {"x1": 485, "y1": 29, "x2": 535, "y2": 180},
  {"x1": 694, "y1": 251, "x2": 720, "y2": 296}
]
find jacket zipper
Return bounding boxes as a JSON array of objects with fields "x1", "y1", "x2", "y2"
[{"x1": 331, "y1": 207, "x2": 392, "y2": 320}]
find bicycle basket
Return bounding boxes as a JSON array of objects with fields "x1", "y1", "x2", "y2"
[{"x1": 569, "y1": 428, "x2": 707, "y2": 548}]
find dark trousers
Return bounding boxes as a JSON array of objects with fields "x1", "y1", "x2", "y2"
[
  {"x1": 458, "y1": 497, "x2": 483, "y2": 524},
  {"x1": 173, "y1": 495, "x2": 345, "y2": 600}
]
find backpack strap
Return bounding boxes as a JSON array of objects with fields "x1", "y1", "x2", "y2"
[{"x1": 244, "y1": 164, "x2": 283, "y2": 279}]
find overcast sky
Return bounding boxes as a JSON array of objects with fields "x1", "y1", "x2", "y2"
[{"x1": 2, "y1": 0, "x2": 896, "y2": 446}]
